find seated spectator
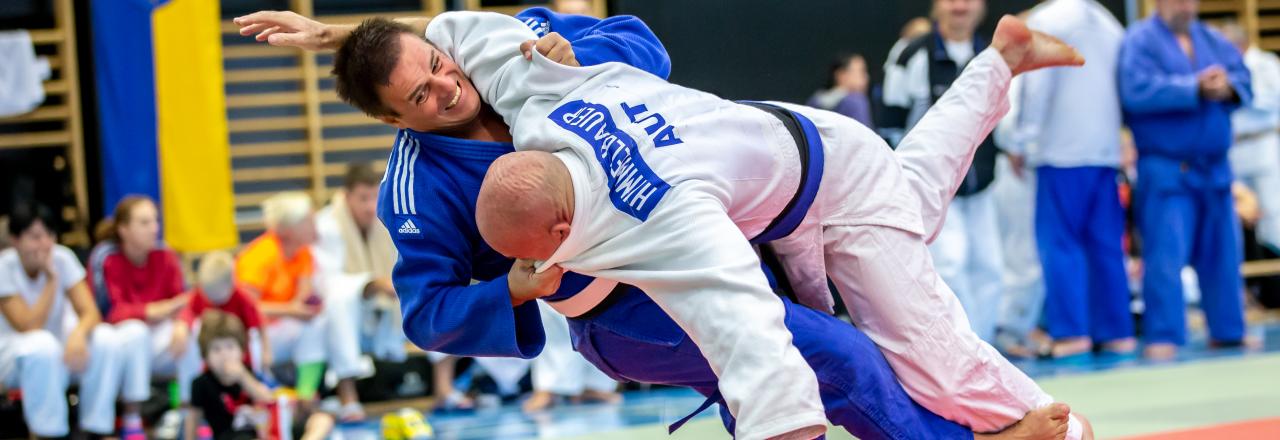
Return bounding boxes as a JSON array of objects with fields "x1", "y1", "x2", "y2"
[
  {"x1": 0, "y1": 203, "x2": 144, "y2": 438},
  {"x1": 806, "y1": 53, "x2": 874, "y2": 129},
  {"x1": 187, "y1": 310, "x2": 333, "y2": 440},
  {"x1": 237, "y1": 192, "x2": 366, "y2": 420},
  {"x1": 98, "y1": 195, "x2": 204, "y2": 409},
  {"x1": 313, "y1": 163, "x2": 405, "y2": 364}
]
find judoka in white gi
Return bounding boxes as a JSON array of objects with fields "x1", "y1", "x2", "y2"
[{"x1": 430, "y1": 11, "x2": 1089, "y2": 439}]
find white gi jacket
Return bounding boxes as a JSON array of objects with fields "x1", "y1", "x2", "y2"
[{"x1": 428, "y1": 11, "x2": 826, "y2": 439}]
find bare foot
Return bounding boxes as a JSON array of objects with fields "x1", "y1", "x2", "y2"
[
  {"x1": 1144, "y1": 343, "x2": 1178, "y2": 360},
  {"x1": 1101, "y1": 337, "x2": 1137, "y2": 354},
  {"x1": 522, "y1": 390, "x2": 556, "y2": 413},
  {"x1": 990, "y1": 14, "x2": 1085, "y2": 75},
  {"x1": 1051, "y1": 337, "x2": 1092, "y2": 358},
  {"x1": 977, "y1": 403, "x2": 1070, "y2": 440}
]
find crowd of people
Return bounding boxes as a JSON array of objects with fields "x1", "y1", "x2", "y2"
[
  {"x1": 0, "y1": 0, "x2": 1277, "y2": 438},
  {"x1": 1, "y1": 161, "x2": 623, "y2": 439},
  {"x1": 807, "y1": 0, "x2": 1272, "y2": 363}
]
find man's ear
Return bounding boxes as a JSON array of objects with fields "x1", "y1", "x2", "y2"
[
  {"x1": 378, "y1": 115, "x2": 405, "y2": 129},
  {"x1": 551, "y1": 222, "x2": 572, "y2": 244}
]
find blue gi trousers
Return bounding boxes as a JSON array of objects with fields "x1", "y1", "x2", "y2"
[
  {"x1": 569, "y1": 290, "x2": 972, "y2": 439},
  {"x1": 1035, "y1": 166, "x2": 1134, "y2": 343},
  {"x1": 1135, "y1": 159, "x2": 1246, "y2": 345}
]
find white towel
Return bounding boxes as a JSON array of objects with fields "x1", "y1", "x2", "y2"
[{"x1": 0, "y1": 30, "x2": 47, "y2": 118}]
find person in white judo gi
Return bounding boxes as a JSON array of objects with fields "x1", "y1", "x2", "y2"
[{"x1": 418, "y1": 10, "x2": 1091, "y2": 440}]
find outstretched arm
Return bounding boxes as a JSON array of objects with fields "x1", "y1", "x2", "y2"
[{"x1": 234, "y1": 10, "x2": 429, "y2": 51}]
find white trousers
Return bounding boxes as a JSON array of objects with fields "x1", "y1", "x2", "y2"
[
  {"x1": 928, "y1": 189, "x2": 1006, "y2": 342},
  {"x1": 114, "y1": 319, "x2": 204, "y2": 402},
  {"x1": 532, "y1": 301, "x2": 616, "y2": 395},
  {"x1": 0, "y1": 325, "x2": 137, "y2": 436},
  {"x1": 265, "y1": 308, "x2": 369, "y2": 379},
  {"x1": 775, "y1": 49, "x2": 1062, "y2": 435},
  {"x1": 991, "y1": 158, "x2": 1046, "y2": 340}
]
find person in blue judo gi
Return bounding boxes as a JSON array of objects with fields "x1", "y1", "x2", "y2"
[
  {"x1": 234, "y1": 8, "x2": 1081, "y2": 439},
  {"x1": 1119, "y1": 0, "x2": 1252, "y2": 360}
]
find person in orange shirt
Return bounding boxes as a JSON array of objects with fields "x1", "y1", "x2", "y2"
[{"x1": 236, "y1": 192, "x2": 366, "y2": 420}]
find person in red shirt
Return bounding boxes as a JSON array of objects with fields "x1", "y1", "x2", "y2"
[
  {"x1": 181, "y1": 251, "x2": 268, "y2": 371},
  {"x1": 98, "y1": 196, "x2": 204, "y2": 415}
]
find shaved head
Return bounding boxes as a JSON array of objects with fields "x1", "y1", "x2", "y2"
[{"x1": 476, "y1": 151, "x2": 575, "y2": 260}]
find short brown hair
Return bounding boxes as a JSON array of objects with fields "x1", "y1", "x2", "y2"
[
  {"x1": 333, "y1": 18, "x2": 417, "y2": 117},
  {"x1": 197, "y1": 310, "x2": 247, "y2": 359},
  {"x1": 344, "y1": 162, "x2": 383, "y2": 190}
]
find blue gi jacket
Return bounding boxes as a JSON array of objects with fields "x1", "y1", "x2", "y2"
[
  {"x1": 1119, "y1": 17, "x2": 1251, "y2": 189},
  {"x1": 377, "y1": 8, "x2": 678, "y2": 359}
]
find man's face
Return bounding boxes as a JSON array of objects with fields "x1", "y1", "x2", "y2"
[
  {"x1": 1157, "y1": 0, "x2": 1199, "y2": 34},
  {"x1": 14, "y1": 220, "x2": 54, "y2": 274},
  {"x1": 376, "y1": 34, "x2": 483, "y2": 133},
  {"x1": 935, "y1": 0, "x2": 985, "y2": 34},
  {"x1": 345, "y1": 183, "x2": 379, "y2": 231}
]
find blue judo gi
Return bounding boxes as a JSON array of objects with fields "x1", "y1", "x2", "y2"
[
  {"x1": 1119, "y1": 16, "x2": 1251, "y2": 346},
  {"x1": 378, "y1": 8, "x2": 969, "y2": 439}
]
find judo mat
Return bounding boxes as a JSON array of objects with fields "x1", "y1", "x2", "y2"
[{"x1": 334, "y1": 322, "x2": 1280, "y2": 440}]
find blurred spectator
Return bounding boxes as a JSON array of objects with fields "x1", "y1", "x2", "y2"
[
  {"x1": 1219, "y1": 22, "x2": 1280, "y2": 253},
  {"x1": 0, "y1": 203, "x2": 143, "y2": 437},
  {"x1": 883, "y1": 0, "x2": 1004, "y2": 342},
  {"x1": 313, "y1": 163, "x2": 406, "y2": 363},
  {"x1": 551, "y1": 0, "x2": 595, "y2": 16},
  {"x1": 187, "y1": 310, "x2": 333, "y2": 440},
  {"x1": 806, "y1": 54, "x2": 874, "y2": 128},
  {"x1": 237, "y1": 192, "x2": 366, "y2": 420},
  {"x1": 878, "y1": 17, "x2": 932, "y2": 143},
  {"x1": 1003, "y1": 0, "x2": 1136, "y2": 360},
  {"x1": 1119, "y1": 0, "x2": 1251, "y2": 359},
  {"x1": 97, "y1": 195, "x2": 204, "y2": 408}
]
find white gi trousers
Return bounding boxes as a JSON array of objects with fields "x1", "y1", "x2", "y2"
[
  {"x1": 990, "y1": 158, "x2": 1046, "y2": 342},
  {"x1": 773, "y1": 49, "x2": 1061, "y2": 435},
  {"x1": 114, "y1": 319, "x2": 204, "y2": 402},
  {"x1": 532, "y1": 301, "x2": 616, "y2": 395},
  {"x1": 0, "y1": 325, "x2": 137, "y2": 436}
]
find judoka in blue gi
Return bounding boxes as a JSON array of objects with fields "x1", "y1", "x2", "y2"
[
  {"x1": 235, "y1": 8, "x2": 1079, "y2": 439},
  {"x1": 1119, "y1": 0, "x2": 1251, "y2": 359}
]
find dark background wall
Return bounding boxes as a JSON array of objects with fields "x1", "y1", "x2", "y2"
[{"x1": 613, "y1": 0, "x2": 1128, "y2": 102}]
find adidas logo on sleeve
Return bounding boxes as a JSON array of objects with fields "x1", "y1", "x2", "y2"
[{"x1": 397, "y1": 218, "x2": 422, "y2": 237}]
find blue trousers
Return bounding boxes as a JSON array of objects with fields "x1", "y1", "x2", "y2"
[
  {"x1": 1134, "y1": 162, "x2": 1245, "y2": 345},
  {"x1": 1035, "y1": 166, "x2": 1134, "y2": 343},
  {"x1": 569, "y1": 290, "x2": 971, "y2": 439}
]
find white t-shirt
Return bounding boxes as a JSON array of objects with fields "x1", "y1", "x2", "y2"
[
  {"x1": 0, "y1": 245, "x2": 86, "y2": 340},
  {"x1": 944, "y1": 39, "x2": 976, "y2": 66}
]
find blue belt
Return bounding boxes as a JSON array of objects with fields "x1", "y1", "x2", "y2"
[{"x1": 739, "y1": 102, "x2": 825, "y2": 245}]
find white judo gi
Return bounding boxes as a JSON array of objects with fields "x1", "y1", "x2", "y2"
[
  {"x1": 0, "y1": 246, "x2": 144, "y2": 436},
  {"x1": 430, "y1": 11, "x2": 1072, "y2": 438}
]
